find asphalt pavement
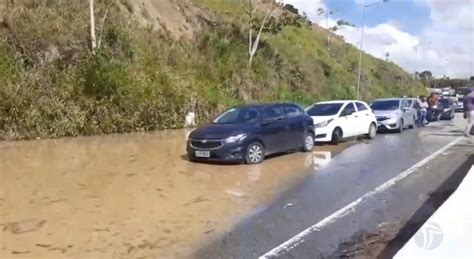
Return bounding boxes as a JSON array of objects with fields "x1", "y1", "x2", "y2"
[{"x1": 195, "y1": 115, "x2": 474, "y2": 259}]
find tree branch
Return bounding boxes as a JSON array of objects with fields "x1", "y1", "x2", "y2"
[
  {"x1": 249, "y1": 0, "x2": 276, "y2": 65},
  {"x1": 97, "y1": 0, "x2": 116, "y2": 48}
]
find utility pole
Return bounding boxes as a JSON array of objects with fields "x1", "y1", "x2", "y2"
[
  {"x1": 355, "y1": 5, "x2": 366, "y2": 100},
  {"x1": 412, "y1": 41, "x2": 431, "y2": 92},
  {"x1": 89, "y1": 0, "x2": 97, "y2": 49},
  {"x1": 356, "y1": 0, "x2": 388, "y2": 100}
]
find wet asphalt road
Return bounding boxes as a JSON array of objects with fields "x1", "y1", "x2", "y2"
[{"x1": 196, "y1": 116, "x2": 474, "y2": 258}]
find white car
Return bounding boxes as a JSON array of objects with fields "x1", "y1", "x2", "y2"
[{"x1": 305, "y1": 100, "x2": 377, "y2": 144}]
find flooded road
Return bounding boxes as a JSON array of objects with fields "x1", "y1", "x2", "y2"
[{"x1": 0, "y1": 129, "x2": 351, "y2": 258}]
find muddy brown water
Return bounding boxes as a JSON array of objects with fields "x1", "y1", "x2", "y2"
[{"x1": 0, "y1": 129, "x2": 351, "y2": 258}]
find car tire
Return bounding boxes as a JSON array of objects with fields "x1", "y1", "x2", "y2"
[
  {"x1": 302, "y1": 132, "x2": 315, "y2": 152},
  {"x1": 366, "y1": 123, "x2": 377, "y2": 139},
  {"x1": 187, "y1": 154, "x2": 196, "y2": 163},
  {"x1": 331, "y1": 128, "x2": 343, "y2": 145},
  {"x1": 409, "y1": 116, "x2": 415, "y2": 129},
  {"x1": 245, "y1": 142, "x2": 265, "y2": 164},
  {"x1": 397, "y1": 120, "x2": 404, "y2": 133}
]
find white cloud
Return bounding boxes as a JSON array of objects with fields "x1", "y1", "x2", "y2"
[
  {"x1": 337, "y1": 23, "x2": 424, "y2": 72},
  {"x1": 280, "y1": 0, "x2": 474, "y2": 78},
  {"x1": 419, "y1": 0, "x2": 474, "y2": 77}
]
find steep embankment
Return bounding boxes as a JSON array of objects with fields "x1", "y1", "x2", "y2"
[{"x1": 0, "y1": 0, "x2": 424, "y2": 140}]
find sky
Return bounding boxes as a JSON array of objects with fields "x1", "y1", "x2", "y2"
[{"x1": 278, "y1": 0, "x2": 474, "y2": 78}]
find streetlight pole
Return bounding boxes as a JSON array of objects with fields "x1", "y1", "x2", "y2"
[
  {"x1": 412, "y1": 41, "x2": 431, "y2": 91},
  {"x1": 356, "y1": 0, "x2": 388, "y2": 100}
]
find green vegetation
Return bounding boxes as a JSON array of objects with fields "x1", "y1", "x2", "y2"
[{"x1": 0, "y1": 0, "x2": 425, "y2": 140}]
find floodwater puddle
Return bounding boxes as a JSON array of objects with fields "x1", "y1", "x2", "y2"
[{"x1": 1, "y1": 130, "x2": 349, "y2": 258}]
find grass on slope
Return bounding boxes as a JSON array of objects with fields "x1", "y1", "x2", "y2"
[{"x1": 0, "y1": 0, "x2": 424, "y2": 140}]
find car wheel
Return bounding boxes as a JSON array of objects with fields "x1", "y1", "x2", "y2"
[
  {"x1": 245, "y1": 142, "x2": 265, "y2": 164},
  {"x1": 366, "y1": 123, "x2": 377, "y2": 139},
  {"x1": 409, "y1": 116, "x2": 415, "y2": 129},
  {"x1": 397, "y1": 120, "x2": 404, "y2": 133},
  {"x1": 187, "y1": 154, "x2": 196, "y2": 162},
  {"x1": 331, "y1": 128, "x2": 343, "y2": 145},
  {"x1": 302, "y1": 132, "x2": 315, "y2": 152}
]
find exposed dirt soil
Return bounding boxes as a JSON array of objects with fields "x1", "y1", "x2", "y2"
[{"x1": 118, "y1": 0, "x2": 212, "y2": 40}]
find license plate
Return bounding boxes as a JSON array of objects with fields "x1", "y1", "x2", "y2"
[{"x1": 195, "y1": 150, "x2": 210, "y2": 158}]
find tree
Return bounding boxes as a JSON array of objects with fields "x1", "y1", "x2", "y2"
[
  {"x1": 419, "y1": 70, "x2": 433, "y2": 88},
  {"x1": 419, "y1": 70, "x2": 432, "y2": 80},
  {"x1": 282, "y1": 4, "x2": 298, "y2": 14},
  {"x1": 240, "y1": 0, "x2": 277, "y2": 67},
  {"x1": 317, "y1": 8, "x2": 353, "y2": 50},
  {"x1": 88, "y1": 0, "x2": 118, "y2": 50},
  {"x1": 89, "y1": 0, "x2": 97, "y2": 49}
]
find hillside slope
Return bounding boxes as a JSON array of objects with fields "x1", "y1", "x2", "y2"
[{"x1": 0, "y1": 0, "x2": 424, "y2": 140}]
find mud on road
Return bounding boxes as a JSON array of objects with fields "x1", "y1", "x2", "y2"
[{"x1": 0, "y1": 129, "x2": 354, "y2": 258}]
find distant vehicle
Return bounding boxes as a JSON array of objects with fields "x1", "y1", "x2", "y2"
[
  {"x1": 371, "y1": 98, "x2": 416, "y2": 133},
  {"x1": 456, "y1": 97, "x2": 464, "y2": 112},
  {"x1": 305, "y1": 100, "x2": 377, "y2": 144},
  {"x1": 187, "y1": 103, "x2": 315, "y2": 164},
  {"x1": 438, "y1": 98, "x2": 455, "y2": 120}
]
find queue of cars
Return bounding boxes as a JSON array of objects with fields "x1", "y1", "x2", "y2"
[{"x1": 186, "y1": 97, "x2": 442, "y2": 164}]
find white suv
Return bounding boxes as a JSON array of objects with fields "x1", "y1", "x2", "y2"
[{"x1": 305, "y1": 100, "x2": 377, "y2": 144}]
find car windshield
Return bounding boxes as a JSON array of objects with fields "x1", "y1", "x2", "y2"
[
  {"x1": 370, "y1": 100, "x2": 400, "y2": 111},
  {"x1": 213, "y1": 107, "x2": 260, "y2": 124},
  {"x1": 306, "y1": 103, "x2": 344, "y2": 116},
  {"x1": 439, "y1": 99, "x2": 450, "y2": 108}
]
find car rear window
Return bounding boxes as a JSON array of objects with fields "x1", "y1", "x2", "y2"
[{"x1": 439, "y1": 99, "x2": 450, "y2": 108}]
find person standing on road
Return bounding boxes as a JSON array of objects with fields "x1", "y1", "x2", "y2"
[
  {"x1": 463, "y1": 88, "x2": 474, "y2": 136},
  {"x1": 417, "y1": 96, "x2": 428, "y2": 127},
  {"x1": 427, "y1": 93, "x2": 438, "y2": 108}
]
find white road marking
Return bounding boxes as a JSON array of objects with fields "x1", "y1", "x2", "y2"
[{"x1": 259, "y1": 136, "x2": 463, "y2": 258}]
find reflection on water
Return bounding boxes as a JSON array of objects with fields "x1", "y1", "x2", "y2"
[
  {"x1": 0, "y1": 130, "x2": 344, "y2": 258},
  {"x1": 312, "y1": 151, "x2": 332, "y2": 170}
]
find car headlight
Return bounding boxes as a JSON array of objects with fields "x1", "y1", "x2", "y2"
[
  {"x1": 315, "y1": 119, "x2": 333, "y2": 128},
  {"x1": 444, "y1": 108, "x2": 451, "y2": 112},
  {"x1": 224, "y1": 133, "x2": 248, "y2": 144}
]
